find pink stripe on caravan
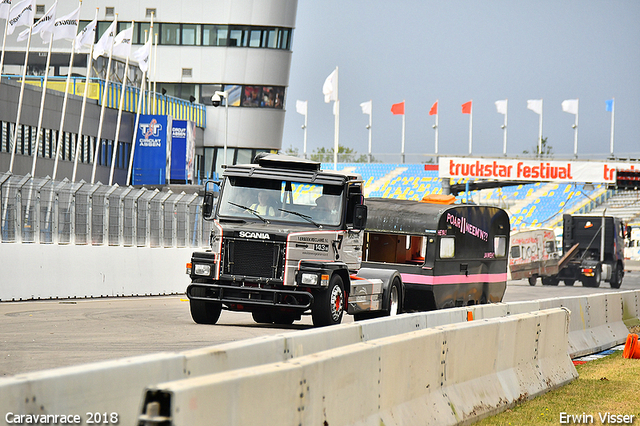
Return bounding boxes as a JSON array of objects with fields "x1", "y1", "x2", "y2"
[{"x1": 400, "y1": 272, "x2": 508, "y2": 285}]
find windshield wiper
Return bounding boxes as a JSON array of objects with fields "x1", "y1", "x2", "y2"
[
  {"x1": 228, "y1": 201, "x2": 269, "y2": 224},
  {"x1": 278, "y1": 208, "x2": 321, "y2": 228}
]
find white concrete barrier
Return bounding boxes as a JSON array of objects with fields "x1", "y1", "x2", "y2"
[
  {"x1": 138, "y1": 309, "x2": 577, "y2": 426},
  {"x1": 0, "y1": 244, "x2": 192, "y2": 300}
]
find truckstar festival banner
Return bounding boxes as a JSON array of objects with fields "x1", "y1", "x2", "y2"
[{"x1": 439, "y1": 157, "x2": 621, "y2": 184}]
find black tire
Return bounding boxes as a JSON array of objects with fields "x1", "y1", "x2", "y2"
[
  {"x1": 312, "y1": 274, "x2": 345, "y2": 327},
  {"x1": 252, "y1": 311, "x2": 273, "y2": 324},
  {"x1": 582, "y1": 268, "x2": 601, "y2": 288},
  {"x1": 271, "y1": 311, "x2": 297, "y2": 325},
  {"x1": 528, "y1": 276, "x2": 537, "y2": 286},
  {"x1": 189, "y1": 286, "x2": 222, "y2": 324},
  {"x1": 541, "y1": 277, "x2": 559, "y2": 286},
  {"x1": 386, "y1": 278, "x2": 402, "y2": 316},
  {"x1": 564, "y1": 279, "x2": 576, "y2": 286},
  {"x1": 610, "y1": 265, "x2": 624, "y2": 289}
]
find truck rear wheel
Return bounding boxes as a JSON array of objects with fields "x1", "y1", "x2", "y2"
[
  {"x1": 528, "y1": 276, "x2": 537, "y2": 286},
  {"x1": 610, "y1": 265, "x2": 623, "y2": 289},
  {"x1": 312, "y1": 274, "x2": 344, "y2": 327},
  {"x1": 582, "y1": 268, "x2": 601, "y2": 288},
  {"x1": 189, "y1": 286, "x2": 222, "y2": 324},
  {"x1": 542, "y1": 277, "x2": 559, "y2": 286}
]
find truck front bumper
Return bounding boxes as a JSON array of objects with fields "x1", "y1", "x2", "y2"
[{"x1": 187, "y1": 282, "x2": 314, "y2": 311}]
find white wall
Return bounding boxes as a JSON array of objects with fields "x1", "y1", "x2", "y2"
[{"x1": 0, "y1": 244, "x2": 193, "y2": 301}]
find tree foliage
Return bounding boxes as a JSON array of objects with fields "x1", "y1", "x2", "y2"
[{"x1": 523, "y1": 137, "x2": 553, "y2": 158}]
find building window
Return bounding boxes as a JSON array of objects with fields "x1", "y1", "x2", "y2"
[
  {"x1": 146, "y1": 8, "x2": 156, "y2": 18},
  {"x1": 182, "y1": 24, "x2": 200, "y2": 45},
  {"x1": 160, "y1": 23, "x2": 180, "y2": 45},
  {"x1": 36, "y1": 4, "x2": 45, "y2": 14},
  {"x1": 105, "y1": 7, "x2": 115, "y2": 17}
]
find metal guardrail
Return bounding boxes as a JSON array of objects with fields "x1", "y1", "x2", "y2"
[{"x1": 0, "y1": 172, "x2": 212, "y2": 248}]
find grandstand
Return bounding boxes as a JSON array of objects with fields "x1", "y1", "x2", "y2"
[{"x1": 323, "y1": 163, "x2": 615, "y2": 230}]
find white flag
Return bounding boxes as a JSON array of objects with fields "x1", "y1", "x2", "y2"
[
  {"x1": 360, "y1": 100, "x2": 372, "y2": 115},
  {"x1": 132, "y1": 35, "x2": 151, "y2": 72},
  {"x1": 18, "y1": 1, "x2": 55, "y2": 42},
  {"x1": 92, "y1": 19, "x2": 116, "y2": 59},
  {"x1": 0, "y1": 0, "x2": 12, "y2": 20},
  {"x1": 495, "y1": 99, "x2": 507, "y2": 115},
  {"x1": 296, "y1": 100, "x2": 307, "y2": 115},
  {"x1": 322, "y1": 68, "x2": 337, "y2": 103},
  {"x1": 74, "y1": 17, "x2": 96, "y2": 53},
  {"x1": 111, "y1": 26, "x2": 133, "y2": 58},
  {"x1": 7, "y1": 0, "x2": 35, "y2": 35},
  {"x1": 527, "y1": 99, "x2": 543, "y2": 115},
  {"x1": 52, "y1": 4, "x2": 80, "y2": 41},
  {"x1": 561, "y1": 99, "x2": 579, "y2": 115}
]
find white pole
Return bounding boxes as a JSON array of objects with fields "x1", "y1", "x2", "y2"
[
  {"x1": 302, "y1": 107, "x2": 308, "y2": 159},
  {"x1": 152, "y1": 31, "x2": 157, "y2": 114},
  {"x1": 30, "y1": 32, "x2": 55, "y2": 177},
  {"x1": 503, "y1": 99, "x2": 508, "y2": 156},
  {"x1": 72, "y1": 8, "x2": 98, "y2": 182},
  {"x1": 538, "y1": 100, "x2": 543, "y2": 157},
  {"x1": 91, "y1": 14, "x2": 117, "y2": 184},
  {"x1": 573, "y1": 100, "x2": 579, "y2": 158},
  {"x1": 333, "y1": 66, "x2": 339, "y2": 170},
  {"x1": 224, "y1": 92, "x2": 228, "y2": 165},
  {"x1": 9, "y1": 26, "x2": 33, "y2": 173},
  {"x1": 147, "y1": 14, "x2": 153, "y2": 114},
  {"x1": 434, "y1": 100, "x2": 439, "y2": 155},
  {"x1": 54, "y1": 1, "x2": 83, "y2": 181},
  {"x1": 610, "y1": 98, "x2": 615, "y2": 156},
  {"x1": 126, "y1": 55, "x2": 147, "y2": 186},
  {"x1": 367, "y1": 100, "x2": 372, "y2": 163},
  {"x1": 109, "y1": 22, "x2": 133, "y2": 186},
  {"x1": 401, "y1": 101, "x2": 405, "y2": 163},
  {"x1": 468, "y1": 100, "x2": 473, "y2": 155}
]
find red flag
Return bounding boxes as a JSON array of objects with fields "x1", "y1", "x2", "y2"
[
  {"x1": 461, "y1": 101, "x2": 472, "y2": 114},
  {"x1": 391, "y1": 101, "x2": 405, "y2": 115},
  {"x1": 429, "y1": 101, "x2": 438, "y2": 116}
]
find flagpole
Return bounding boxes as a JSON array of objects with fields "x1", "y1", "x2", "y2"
[
  {"x1": 109, "y1": 20, "x2": 134, "y2": 186},
  {"x1": 573, "y1": 99, "x2": 579, "y2": 158},
  {"x1": 303, "y1": 105, "x2": 308, "y2": 159},
  {"x1": 537, "y1": 100, "x2": 543, "y2": 158},
  {"x1": 127, "y1": 32, "x2": 150, "y2": 186},
  {"x1": 9, "y1": 26, "x2": 33, "y2": 173},
  {"x1": 610, "y1": 98, "x2": 615, "y2": 156},
  {"x1": 91, "y1": 14, "x2": 117, "y2": 184},
  {"x1": 468, "y1": 100, "x2": 473, "y2": 155},
  {"x1": 147, "y1": 12, "x2": 153, "y2": 114},
  {"x1": 30, "y1": 31, "x2": 55, "y2": 177},
  {"x1": 333, "y1": 66, "x2": 339, "y2": 170},
  {"x1": 152, "y1": 31, "x2": 157, "y2": 114},
  {"x1": 53, "y1": 0, "x2": 83, "y2": 181},
  {"x1": 72, "y1": 8, "x2": 98, "y2": 182},
  {"x1": 367, "y1": 100, "x2": 372, "y2": 163},
  {"x1": 434, "y1": 100, "x2": 439, "y2": 156},
  {"x1": 401, "y1": 100, "x2": 405, "y2": 163},
  {"x1": 502, "y1": 99, "x2": 508, "y2": 156}
]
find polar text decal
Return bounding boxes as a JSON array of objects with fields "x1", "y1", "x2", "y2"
[{"x1": 446, "y1": 213, "x2": 488, "y2": 241}]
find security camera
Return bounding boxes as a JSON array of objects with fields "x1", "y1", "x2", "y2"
[{"x1": 211, "y1": 93, "x2": 222, "y2": 107}]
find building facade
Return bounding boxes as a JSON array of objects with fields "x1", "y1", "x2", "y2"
[{"x1": 1, "y1": 0, "x2": 297, "y2": 182}]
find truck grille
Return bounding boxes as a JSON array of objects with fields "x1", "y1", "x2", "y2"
[{"x1": 222, "y1": 238, "x2": 285, "y2": 279}]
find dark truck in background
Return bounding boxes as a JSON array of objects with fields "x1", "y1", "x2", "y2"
[{"x1": 556, "y1": 214, "x2": 629, "y2": 288}]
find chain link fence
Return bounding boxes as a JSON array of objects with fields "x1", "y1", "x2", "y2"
[{"x1": 0, "y1": 172, "x2": 213, "y2": 248}]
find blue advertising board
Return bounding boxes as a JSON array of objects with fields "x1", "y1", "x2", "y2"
[
  {"x1": 132, "y1": 115, "x2": 172, "y2": 185},
  {"x1": 170, "y1": 120, "x2": 196, "y2": 183}
]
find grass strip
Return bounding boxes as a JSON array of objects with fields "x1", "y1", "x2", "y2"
[{"x1": 474, "y1": 349, "x2": 640, "y2": 425}]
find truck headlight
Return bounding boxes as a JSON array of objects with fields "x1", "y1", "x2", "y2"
[
  {"x1": 301, "y1": 273, "x2": 318, "y2": 285},
  {"x1": 194, "y1": 264, "x2": 211, "y2": 276}
]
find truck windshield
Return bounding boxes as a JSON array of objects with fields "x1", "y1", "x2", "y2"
[{"x1": 217, "y1": 177, "x2": 344, "y2": 227}]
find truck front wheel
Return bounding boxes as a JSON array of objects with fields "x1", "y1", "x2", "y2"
[
  {"x1": 610, "y1": 265, "x2": 623, "y2": 289},
  {"x1": 312, "y1": 274, "x2": 344, "y2": 327},
  {"x1": 189, "y1": 286, "x2": 222, "y2": 324}
]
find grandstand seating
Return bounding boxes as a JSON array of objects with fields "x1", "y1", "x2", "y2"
[{"x1": 321, "y1": 162, "x2": 612, "y2": 230}]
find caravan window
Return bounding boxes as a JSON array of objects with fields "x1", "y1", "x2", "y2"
[
  {"x1": 494, "y1": 236, "x2": 507, "y2": 257},
  {"x1": 440, "y1": 237, "x2": 455, "y2": 258},
  {"x1": 510, "y1": 245, "x2": 521, "y2": 259}
]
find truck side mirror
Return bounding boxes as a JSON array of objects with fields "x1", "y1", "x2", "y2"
[
  {"x1": 202, "y1": 192, "x2": 215, "y2": 219},
  {"x1": 353, "y1": 204, "x2": 367, "y2": 230},
  {"x1": 627, "y1": 225, "x2": 633, "y2": 239}
]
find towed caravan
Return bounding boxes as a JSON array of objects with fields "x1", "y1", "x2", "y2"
[{"x1": 361, "y1": 199, "x2": 510, "y2": 312}]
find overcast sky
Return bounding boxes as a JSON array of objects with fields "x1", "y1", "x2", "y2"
[{"x1": 281, "y1": 1, "x2": 640, "y2": 162}]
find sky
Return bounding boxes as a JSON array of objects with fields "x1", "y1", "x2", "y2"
[{"x1": 281, "y1": 1, "x2": 640, "y2": 163}]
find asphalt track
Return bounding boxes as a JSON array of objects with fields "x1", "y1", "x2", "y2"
[{"x1": 2, "y1": 264, "x2": 639, "y2": 377}]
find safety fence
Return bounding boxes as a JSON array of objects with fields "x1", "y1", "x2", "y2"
[{"x1": 0, "y1": 172, "x2": 212, "y2": 248}]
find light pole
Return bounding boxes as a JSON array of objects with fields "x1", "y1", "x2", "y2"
[{"x1": 212, "y1": 91, "x2": 229, "y2": 166}]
